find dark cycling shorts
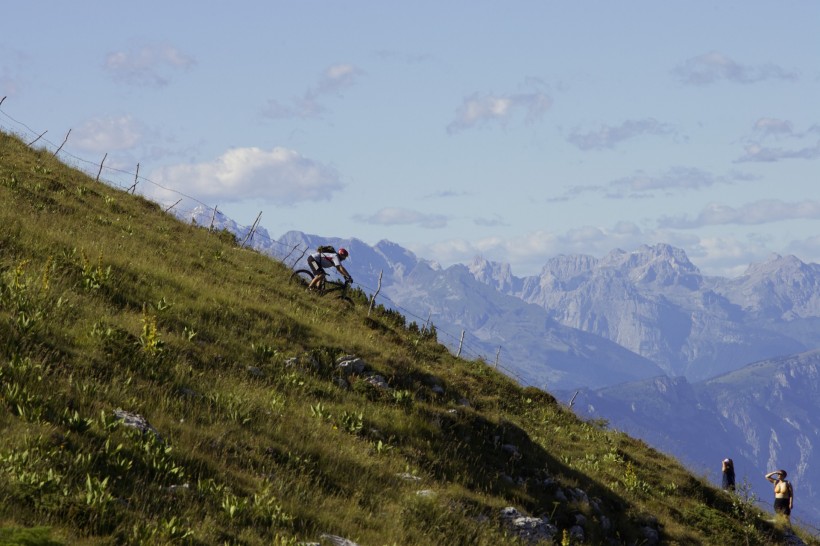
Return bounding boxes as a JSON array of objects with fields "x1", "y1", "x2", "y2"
[
  {"x1": 774, "y1": 497, "x2": 791, "y2": 515},
  {"x1": 307, "y1": 256, "x2": 325, "y2": 276}
]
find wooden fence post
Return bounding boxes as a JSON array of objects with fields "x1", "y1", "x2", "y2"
[
  {"x1": 368, "y1": 270, "x2": 383, "y2": 316},
  {"x1": 164, "y1": 199, "x2": 182, "y2": 213},
  {"x1": 128, "y1": 163, "x2": 140, "y2": 193},
  {"x1": 28, "y1": 129, "x2": 48, "y2": 146},
  {"x1": 53, "y1": 128, "x2": 71, "y2": 156},
  {"x1": 209, "y1": 206, "x2": 219, "y2": 231},
  {"x1": 456, "y1": 330, "x2": 465, "y2": 357},
  {"x1": 241, "y1": 212, "x2": 262, "y2": 248},
  {"x1": 96, "y1": 153, "x2": 107, "y2": 182},
  {"x1": 495, "y1": 347, "x2": 501, "y2": 368}
]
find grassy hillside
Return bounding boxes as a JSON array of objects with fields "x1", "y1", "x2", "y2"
[{"x1": 0, "y1": 129, "x2": 816, "y2": 546}]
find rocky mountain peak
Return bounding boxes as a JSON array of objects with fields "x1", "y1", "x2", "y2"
[
  {"x1": 598, "y1": 243, "x2": 701, "y2": 289},
  {"x1": 468, "y1": 256, "x2": 516, "y2": 293},
  {"x1": 726, "y1": 254, "x2": 820, "y2": 320}
]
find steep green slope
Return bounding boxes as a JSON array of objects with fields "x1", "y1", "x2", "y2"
[{"x1": 0, "y1": 130, "x2": 814, "y2": 545}]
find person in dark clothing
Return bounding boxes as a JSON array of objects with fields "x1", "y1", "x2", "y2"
[{"x1": 721, "y1": 458, "x2": 735, "y2": 491}]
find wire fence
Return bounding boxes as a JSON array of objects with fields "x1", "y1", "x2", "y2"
[{"x1": 0, "y1": 101, "x2": 532, "y2": 387}]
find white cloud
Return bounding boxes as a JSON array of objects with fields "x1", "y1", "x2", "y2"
[
  {"x1": 262, "y1": 63, "x2": 364, "y2": 120},
  {"x1": 736, "y1": 118, "x2": 820, "y2": 162},
  {"x1": 73, "y1": 115, "x2": 143, "y2": 152},
  {"x1": 446, "y1": 91, "x2": 551, "y2": 134},
  {"x1": 354, "y1": 207, "x2": 447, "y2": 229},
  {"x1": 752, "y1": 117, "x2": 795, "y2": 138},
  {"x1": 150, "y1": 147, "x2": 343, "y2": 205},
  {"x1": 674, "y1": 51, "x2": 797, "y2": 85},
  {"x1": 104, "y1": 44, "x2": 196, "y2": 87},
  {"x1": 318, "y1": 64, "x2": 363, "y2": 94},
  {"x1": 610, "y1": 167, "x2": 723, "y2": 193},
  {"x1": 691, "y1": 235, "x2": 769, "y2": 277},
  {"x1": 735, "y1": 141, "x2": 820, "y2": 162},
  {"x1": 567, "y1": 118, "x2": 674, "y2": 151},
  {"x1": 553, "y1": 167, "x2": 745, "y2": 202},
  {"x1": 658, "y1": 199, "x2": 820, "y2": 229},
  {"x1": 473, "y1": 214, "x2": 508, "y2": 227}
]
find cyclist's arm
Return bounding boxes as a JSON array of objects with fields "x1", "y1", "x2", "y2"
[{"x1": 336, "y1": 264, "x2": 352, "y2": 281}]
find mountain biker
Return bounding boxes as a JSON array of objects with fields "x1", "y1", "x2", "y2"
[{"x1": 307, "y1": 247, "x2": 352, "y2": 291}]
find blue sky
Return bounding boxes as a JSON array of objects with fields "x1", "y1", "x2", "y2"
[{"x1": 2, "y1": 1, "x2": 819, "y2": 277}]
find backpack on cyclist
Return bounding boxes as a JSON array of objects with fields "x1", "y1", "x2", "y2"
[{"x1": 317, "y1": 245, "x2": 336, "y2": 254}]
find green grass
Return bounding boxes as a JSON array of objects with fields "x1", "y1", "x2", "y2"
[{"x1": 1, "y1": 129, "x2": 817, "y2": 545}]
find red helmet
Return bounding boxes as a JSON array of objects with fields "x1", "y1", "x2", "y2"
[{"x1": 338, "y1": 248, "x2": 349, "y2": 258}]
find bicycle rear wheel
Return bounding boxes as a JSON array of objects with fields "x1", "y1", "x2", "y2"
[{"x1": 290, "y1": 269, "x2": 314, "y2": 288}]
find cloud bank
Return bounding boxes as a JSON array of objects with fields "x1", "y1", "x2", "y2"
[
  {"x1": 568, "y1": 118, "x2": 674, "y2": 151},
  {"x1": 354, "y1": 207, "x2": 447, "y2": 229},
  {"x1": 151, "y1": 147, "x2": 343, "y2": 205},
  {"x1": 261, "y1": 63, "x2": 365, "y2": 120},
  {"x1": 674, "y1": 51, "x2": 798, "y2": 85},
  {"x1": 104, "y1": 44, "x2": 196, "y2": 87},
  {"x1": 658, "y1": 199, "x2": 820, "y2": 229},
  {"x1": 447, "y1": 91, "x2": 551, "y2": 134}
]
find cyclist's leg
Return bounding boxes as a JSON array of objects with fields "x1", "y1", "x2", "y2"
[{"x1": 307, "y1": 258, "x2": 326, "y2": 290}]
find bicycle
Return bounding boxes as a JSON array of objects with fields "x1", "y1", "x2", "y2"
[{"x1": 290, "y1": 269, "x2": 353, "y2": 304}]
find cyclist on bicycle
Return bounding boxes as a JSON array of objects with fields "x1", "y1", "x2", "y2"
[{"x1": 307, "y1": 247, "x2": 352, "y2": 291}]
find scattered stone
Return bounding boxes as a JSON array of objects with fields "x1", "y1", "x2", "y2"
[
  {"x1": 500, "y1": 507, "x2": 558, "y2": 544},
  {"x1": 640, "y1": 525, "x2": 660, "y2": 546},
  {"x1": 500, "y1": 507, "x2": 522, "y2": 519},
  {"x1": 319, "y1": 533, "x2": 360, "y2": 546},
  {"x1": 113, "y1": 409, "x2": 160, "y2": 438},
  {"x1": 571, "y1": 487, "x2": 589, "y2": 504},
  {"x1": 286, "y1": 354, "x2": 320, "y2": 373},
  {"x1": 364, "y1": 374, "x2": 390, "y2": 390},
  {"x1": 397, "y1": 472, "x2": 422, "y2": 482},
  {"x1": 247, "y1": 365, "x2": 263, "y2": 378},
  {"x1": 416, "y1": 489, "x2": 436, "y2": 498},
  {"x1": 336, "y1": 356, "x2": 366, "y2": 376},
  {"x1": 501, "y1": 444, "x2": 521, "y2": 459}
]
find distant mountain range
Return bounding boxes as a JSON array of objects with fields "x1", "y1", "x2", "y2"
[{"x1": 182, "y1": 206, "x2": 820, "y2": 527}]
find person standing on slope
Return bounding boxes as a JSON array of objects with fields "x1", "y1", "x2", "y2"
[
  {"x1": 721, "y1": 458, "x2": 735, "y2": 491},
  {"x1": 765, "y1": 469, "x2": 793, "y2": 524}
]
